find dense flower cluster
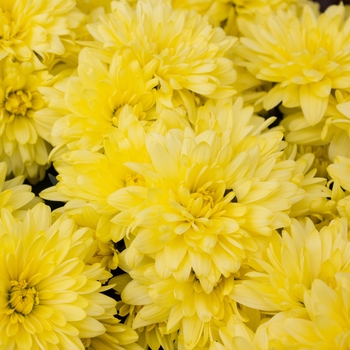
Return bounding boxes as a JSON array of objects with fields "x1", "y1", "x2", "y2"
[{"x1": 2, "y1": 0, "x2": 350, "y2": 349}]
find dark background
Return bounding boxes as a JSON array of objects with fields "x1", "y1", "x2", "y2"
[{"x1": 317, "y1": 0, "x2": 350, "y2": 10}]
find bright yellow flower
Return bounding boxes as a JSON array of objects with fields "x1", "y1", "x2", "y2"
[
  {"x1": 286, "y1": 150, "x2": 333, "y2": 222},
  {"x1": 42, "y1": 47, "x2": 159, "y2": 156},
  {"x1": 328, "y1": 156, "x2": 350, "y2": 193},
  {"x1": 0, "y1": 161, "x2": 38, "y2": 217},
  {"x1": 40, "y1": 112, "x2": 150, "y2": 213},
  {"x1": 0, "y1": 57, "x2": 58, "y2": 183},
  {"x1": 117, "y1": 262, "x2": 241, "y2": 349},
  {"x1": 108, "y1": 98, "x2": 302, "y2": 292},
  {"x1": 51, "y1": 204, "x2": 119, "y2": 277},
  {"x1": 236, "y1": 3, "x2": 350, "y2": 126},
  {"x1": 209, "y1": 315, "x2": 256, "y2": 350},
  {"x1": 0, "y1": 203, "x2": 122, "y2": 350},
  {"x1": 86, "y1": 0, "x2": 237, "y2": 103},
  {"x1": 81, "y1": 314, "x2": 142, "y2": 350},
  {"x1": 255, "y1": 273, "x2": 350, "y2": 349},
  {"x1": 232, "y1": 217, "x2": 350, "y2": 313},
  {"x1": 0, "y1": 0, "x2": 85, "y2": 67}
]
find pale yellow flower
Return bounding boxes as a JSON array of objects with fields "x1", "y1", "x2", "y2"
[
  {"x1": 0, "y1": 0, "x2": 85, "y2": 67},
  {"x1": 116, "y1": 261, "x2": 241, "y2": 349},
  {"x1": 42, "y1": 47, "x2": 159, "y2": 156},
  {"x1": 0, "y1": 161, "x2": 38, "y2": 217},
  {"x1": 51, "y1": 204, "x2": 119, "y2": 276},
  {"x1": 108, "y1": 99, "x2": 302, "y2": 293},
  {"x1": 0, "y1": 57, "x2": 58, "y2": 183},
  {"x1": 81, "y1": 314, "x2": 142, "y2": 350},
  {"x1": 0, "y1": 203, "x2": 121, "y2": 350},
  {"x1": 86, "y1": 0, "x2": 237, "y2": 104},
  {"x1": 41, "y1": 112, "x2": 150, "y2": 212},
  {"x1": 236, "y1": 3, "x2": 350, "y2": 126},
  {"x1": 255, "y1": 273, "x2": 350, "y2": 349},
  {"x1": 232, "y1": 217, "x2": 350, "y2": 313},
  {"x1": 284, "y1": 149, "x2": 334, "y2": 223}
]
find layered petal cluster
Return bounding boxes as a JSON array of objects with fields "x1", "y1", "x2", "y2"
[
  {"x1": 117, "y1": 262, "x2": 240, "y2": 349},
  {"x1": 0, "y1": 0, "x2": 84, "y2": 66},
  {"x1": 235, "y1": 3, "x2": 350, "y2": 126},
  {"x1": 0, "y1": 162, "x2": 37, "y2": 217},
  {"x1": 0, "y1": 203, "x2": 139, "y2": 349},
  {"x1": 86, "y1": 0, "x2": 237, "y2": 103},
  {"x1": 232, "y1": 217, "x2": 350, "y2": 313},
  {"x1": 108, "y1": 98, "x2": 302, "y2": 293},
  {"x1": 256, "y1": 273, "x2": 350, "y2": 349},
  {"x1": 0, "y1": 57, "x2": 59, "y2": 182},
  {"x1": 42, "y1": 47, "x2": 159, "y2": 156}
]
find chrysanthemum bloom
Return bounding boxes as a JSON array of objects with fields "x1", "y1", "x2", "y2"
[
  {"x1": 41, "y1": 46, "x2": 159, "y2": 156},
  {"x1": 51, "y1": 203, "x2": 119, "y2": 276},
  {"x1": 40, "y1": 107, "x2": 191, "y2": 244},
  {"x1": 0, "y1": 161, "x2": 38, "y2": 217},
  {"x1": 286, "y1": 151, "x2": 334, "y2": 222},
  {"x1": 255, "y1": 273, "x2": 350, "y2": 349},
  {"x1": 0, "y1": 57, "x2": 60, "y2": 183},
  {"x1": 0, "y1": 203, "x2": 124, "y2": 349},
  {"x1": 209, "y1": 315, "x2": 256, "y2": 350},
  {"x1": 0, "y1": 0, "x2": 85, "y2": 68},
  {"x1": 235, "y1": 3, "x2": 350, "y2": 126},
  {"x1": 280, "y1": 94, "x2": 350, "y2": 163},
  {"x1": 107, "y1": 98, "x2": 302, "y2": 293},
  {"x1": 112, "y1": 272, "x2": 178, "y2": 350},
  {"x1": 232, "y1": 217, "x2": 350, "y2": 313},
  {"x1": 86, "y1": 0, "x2": 237, "y2": 104},
  {"x1": 117, "y1": 261, "x2": 243, "y2": 349},
  {"x1": 81, "y1": 314, "x2": 142, "y2": 350}
]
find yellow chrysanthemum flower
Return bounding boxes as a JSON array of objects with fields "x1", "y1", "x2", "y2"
[
  {"x1": 280, "y1": 98, "x2": 350, "y2": 167},
  {"x1": 232, "y1": 217, "x2": 350, "y2": 313},
  {"x1": 0, "y1": 0, "x2": 85, "y2": 67},
  {"x1": 41, "y1": 112, "x2": 150, "y2": 212},
  {"x1": 40, "y1": 107, "x2": 191, "y2": 244},
  {"x1": 0, "y1": 161, "x2": 38, "y2": 217},
  {"x1": 42, "y1": 46, "x2": 159, "y2": 155},
  {"x1": 209, "y1": 315, "x2": 256, "y2": 350},
  {"x1": 256, "y1": 273, "x2": 350, "y2": 349},
  {"x1": 86, "y1": 0, "x2": 237, "y2": 103},
  {"x1": 116, "y1": 261, "x2": 242, "y2": 349},
  {"x1": 0, "y1": 203, "x2": 122, "y2": 350},
  {"x1": 285, "y1": 150, "x2": 334, "y2": 223},
  {"x1": 82, "y1": 314, "x2": 142, "y2": 350},
  {"x1": 0, "y1": 57, "x2": 59, "y2": 183},
  {"x1": 235, "y1": 3, "x2": 350, "y2": 126},
  {"x1": 108, "y1": 99, "x2": 302, "y2": 293},
  {"x1": 51, "y1": 203, "x2": 119, "y2": 276}
]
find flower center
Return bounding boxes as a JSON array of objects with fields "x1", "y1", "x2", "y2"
[
  {"x1": 190, "y1": 189, "x2": 215, "y2": 210},
  {"x1": 7, "y1": 280, "x2": 39, "y2": 315},
  {"x1": 5, "y1": 90, "x2": 33, "y2": 116},
  {"x1": 125, "y1": 173, "x2": 146, "y2": 187}
]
